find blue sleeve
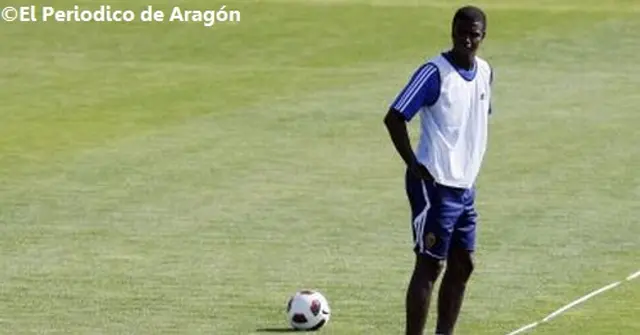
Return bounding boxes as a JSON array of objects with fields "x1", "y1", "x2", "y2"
[{"x1": 390, "y1": 63, "x2": 440, "y2": 121}]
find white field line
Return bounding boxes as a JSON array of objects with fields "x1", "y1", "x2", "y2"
[{"x1": 505, "y1": 269, "x2": 640, "y2": 335}]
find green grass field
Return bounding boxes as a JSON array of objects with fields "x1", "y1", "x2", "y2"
[{"x1": 1, "y1": 0, "x2": 639, "y2": 334}]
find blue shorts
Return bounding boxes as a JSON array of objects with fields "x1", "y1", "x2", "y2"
[{"x1": 405, "y1": 168, "x2": 478, "y2": 259}]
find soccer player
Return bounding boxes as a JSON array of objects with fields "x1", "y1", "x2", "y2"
[{"x1": 383, "y1": 6, "x2": 493, "y2": 335}]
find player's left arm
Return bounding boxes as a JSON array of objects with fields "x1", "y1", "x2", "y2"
[{"x1": 489, "y1": 65, "x2": 494, "y2": 115}]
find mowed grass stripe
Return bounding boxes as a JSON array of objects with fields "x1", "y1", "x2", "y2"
[
  {"x1": 263, "y1": 0, "x2": 640, "y2": 12},
  {"x1": 0, "y1": 0, "x2": 623, "y2": 175}
]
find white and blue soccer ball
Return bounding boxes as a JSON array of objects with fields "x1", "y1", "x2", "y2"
[{"x1": 286, "y1": 290, "x2": 331, "y2": 331}]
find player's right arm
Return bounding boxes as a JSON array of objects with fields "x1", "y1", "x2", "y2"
[
  {"x1": 383, "y1": 109, "x2": 416, "y2": 167},
  {"x1": 383, "y1": 63, "x2": 439, "y2": 179}
]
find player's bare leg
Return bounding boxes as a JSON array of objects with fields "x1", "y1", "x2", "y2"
[
  {"x1": 405, "y1": 254, "x2": 443, "y2": 335},
  {"x1": 435, "y1": 248, "x2": 474, "y2": 335}
]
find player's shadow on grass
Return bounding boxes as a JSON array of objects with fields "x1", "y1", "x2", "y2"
[{"x1": 255, "y1": 328, "x2": 302, "y2": 333}]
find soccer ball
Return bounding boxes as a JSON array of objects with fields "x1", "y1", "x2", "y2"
[{"x1": 286, "y1": 290, "x2": 331, "y2": 331}]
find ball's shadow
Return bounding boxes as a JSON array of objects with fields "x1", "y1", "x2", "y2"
[{"x1": 254, "y1": 328, "x2": 305, "y2": 333}]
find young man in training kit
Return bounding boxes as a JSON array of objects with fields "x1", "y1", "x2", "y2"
[{"x1": 383, "y1": 6, "x2": 493, "y2": 335}]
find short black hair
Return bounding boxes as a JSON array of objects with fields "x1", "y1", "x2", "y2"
[{"x1": 452, "y1": 5, "x2": 487, "y2": 31}]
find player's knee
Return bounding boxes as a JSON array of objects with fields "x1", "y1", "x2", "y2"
[
  {"x1": 448, "y1": 249, "x2": 474, "y2": 283},
  {"x1": 415, "y1": 254, "x2": 444, "y2": 282}
]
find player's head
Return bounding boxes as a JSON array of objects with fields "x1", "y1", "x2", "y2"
[{"x1": 451, "y1": 6, "x2": 487, "y2": 57}]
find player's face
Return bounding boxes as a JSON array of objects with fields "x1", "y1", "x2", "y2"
[{"x1": 452, "y1": 19, "x2": 485, "y2": 57}]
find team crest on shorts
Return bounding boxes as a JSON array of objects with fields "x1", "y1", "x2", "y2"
[{"x1": 425, "y1": 232, "x2": 437, "y2": 248}]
